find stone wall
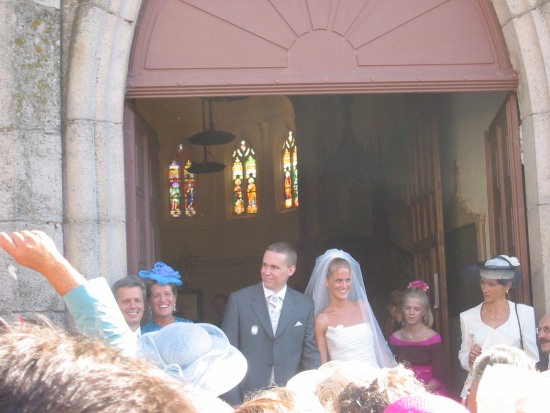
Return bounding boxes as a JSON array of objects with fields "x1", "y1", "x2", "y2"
[
  {"x1": 0, "y1": 0, "x2": 65, "y2": 324},
  {"x1": 1, "y1": 0, "x2": 550, "y2": 325}
]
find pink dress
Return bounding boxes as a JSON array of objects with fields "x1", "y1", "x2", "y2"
[{"x1": 389, "y1": 333, "x2": 448, "y2": 396}]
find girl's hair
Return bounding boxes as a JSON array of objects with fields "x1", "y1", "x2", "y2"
[
  {"x1": 387, "y1": 290, "x2": 404, "y2": 309},
  {"x1": 403, "y1": 286, "x2": 434, "y2": 328}
]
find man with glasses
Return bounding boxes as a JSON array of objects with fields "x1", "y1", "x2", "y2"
[{"x1": 537, "y1": 314, "x2": 550, "y2": 371}]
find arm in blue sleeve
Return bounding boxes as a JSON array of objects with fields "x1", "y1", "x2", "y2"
[{"x1": 63, "y1": 277, "x2": 137, "y2": 358}]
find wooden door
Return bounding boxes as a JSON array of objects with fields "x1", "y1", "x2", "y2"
[
  {"x1": 124, "y1": 101, "x2": 161, "y2": 275},
  {"x1": 485, "y1": 93, "x2": 530, "y2": 303},
  {"x1": 387, "y1": 96, "x2": 450, "y2": 384}
]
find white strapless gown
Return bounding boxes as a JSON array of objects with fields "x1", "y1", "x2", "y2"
[{"x1": 326, "y1": 323, "x2": 380, "y2": 367}]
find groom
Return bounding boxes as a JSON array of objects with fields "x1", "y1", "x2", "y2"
[{"x1": 221, "y1": 242, "x2": 320, "y2": 405}]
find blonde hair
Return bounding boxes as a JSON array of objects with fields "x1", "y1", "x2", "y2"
[
  {"x1": 403, "y1": 287, "x2": 434, "y2": 327},
  {"x1": 237, "y1": 387, "x2": 323, "y2": 413},
  {"x1": 327, "y1": 257, "x2": 352, "y2": 279},
  {"x1": 337, "y1": 365, "x2": 426, "y2": 413},
  {"x1": 316, "y1": 362, "x2": 378, "y2": 413}
]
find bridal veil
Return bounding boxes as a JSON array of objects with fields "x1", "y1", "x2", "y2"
[{"x1": 305, "y1": 249, "x2": 396, "y2": 368}]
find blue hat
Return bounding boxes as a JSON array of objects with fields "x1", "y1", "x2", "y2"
[
  {"x1": 138, "y1": 323, "x2": 247, "y2": 396},
  {"x1": 139, "y1": 262, "x2": 183, "y2": 286},
  {"x1": 479, "y1": 255, "x2": 519, "y2": 280}
]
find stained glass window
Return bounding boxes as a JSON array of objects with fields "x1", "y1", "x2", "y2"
[
  {"x1": 169, "y1": 160, "x2": 182, "y2": 217},
  {"x1": 169, "y1": 159, "x2": 196, "y2": 218},
  {"x1": 282, "y1": 131, "x2": 299, "y2": 209},
  {"x1": 183, "y1": 160, "x2": 197, "y2": 217},
  {"x1": 232, "y1": 140, "x2": 258, "y2": 215}
]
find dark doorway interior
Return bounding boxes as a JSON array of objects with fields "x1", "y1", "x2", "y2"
[{"x1": 127, "y1": 91, "x2": 512, "y2": 399}]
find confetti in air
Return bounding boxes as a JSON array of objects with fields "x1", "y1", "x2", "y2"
[{"x1": 7, "y1": 264, "x2": 18, "y2": 280}]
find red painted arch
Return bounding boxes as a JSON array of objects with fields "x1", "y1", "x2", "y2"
[{"x1": 127, "y1": 0, "x2": 517, "y2": 97}]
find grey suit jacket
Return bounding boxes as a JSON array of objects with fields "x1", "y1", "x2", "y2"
[{"x1": 221, "y1": 282, "x2": 320, "y2": 404}]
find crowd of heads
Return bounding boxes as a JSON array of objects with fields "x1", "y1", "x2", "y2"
[
  {"x1": 233, "y1": 363, "x2": 469, "y2": 413},
  {"x1": 232, "y1": 350, "x2": 548, "y2": 413},
  {"x1": 5, "y1": 316, "x2": 543, "y2": 413},
  {"x1": 0, "y1": 230, "x2": 547, "y2": 413}
]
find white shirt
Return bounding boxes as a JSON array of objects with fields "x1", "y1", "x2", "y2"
[
  {"x1": 263, "y1": 284, "x2": 287, "y2": 334},
  {"x1": 263, "y1": 284, "x2": 287, "y2": 302}
]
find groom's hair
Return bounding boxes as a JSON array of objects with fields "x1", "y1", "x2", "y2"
[{"x1": 266, "y1": 242, "x2": 297, "y2": 267}]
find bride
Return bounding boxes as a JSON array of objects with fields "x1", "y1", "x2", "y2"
[{"x1": 305, "y1": 249, "x2": 395, "y2": 368}]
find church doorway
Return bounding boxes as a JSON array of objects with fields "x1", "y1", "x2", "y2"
[{"x1": 124, "y1": 0, "x2": 528, "y2": 398}]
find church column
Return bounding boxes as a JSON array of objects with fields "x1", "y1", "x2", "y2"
[
  {"x1": 492, "y1": 0, "x2": 550, "y2": 313},
  {"x1": 62, "y1": 0, "x2": 143, "y2": 281}
]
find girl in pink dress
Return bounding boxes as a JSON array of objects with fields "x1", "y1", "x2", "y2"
[{"x1": 389, "y1": 280, "x2": 448, "y2": 396}]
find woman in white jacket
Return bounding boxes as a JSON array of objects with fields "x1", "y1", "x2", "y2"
[{"x1": 458, "y1": 255, "x2": 539, "y2": 401}]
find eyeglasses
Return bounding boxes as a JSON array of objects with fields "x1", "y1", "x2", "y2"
[{"x1": 536, "y1": 326, "x2": 550, "y2": 334}]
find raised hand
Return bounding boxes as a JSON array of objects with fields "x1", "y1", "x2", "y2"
[{"x1": 0, "y1": 230, "x2": 85, "y2": 296}]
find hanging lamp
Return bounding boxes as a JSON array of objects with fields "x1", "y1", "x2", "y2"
[
  {"x1": 187, "y1": 98, "x2": 235, "y2": 174},
  {"x1": 321, "y1": 95, "x2": 369, "y2": 181}
]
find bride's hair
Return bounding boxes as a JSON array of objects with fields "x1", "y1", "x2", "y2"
[{"x1": 327, "y1": 258, "x2": 352, "y2": 279}]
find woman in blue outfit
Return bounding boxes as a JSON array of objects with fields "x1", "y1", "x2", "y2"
[
  {"x1": 139, "y1": 262, "x2": 193, "y2": 333},
  {"x1": 0, "y1": 230, "x2": 247, "y2": 402}
]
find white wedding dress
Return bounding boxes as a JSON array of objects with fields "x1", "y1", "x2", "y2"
[{"x1": 326, "y1": 322, "x2": 381, "y2": 368}]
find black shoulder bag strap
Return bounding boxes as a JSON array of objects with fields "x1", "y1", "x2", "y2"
[{"x1": 515, "y1": 302, "x2": 524, "y2": 350}]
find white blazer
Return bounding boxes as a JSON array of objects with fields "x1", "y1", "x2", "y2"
[{"x1": 458, "y1": 301, "x2": 539, "y2": 370}]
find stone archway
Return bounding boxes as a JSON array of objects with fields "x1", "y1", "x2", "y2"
[
  {"x1": 62, "y1": 1, "x2": 142, "y2": 283},
  {"x1": 63, "y1": 0, "x2": 550, "y2": 313},
  {"x1": 126, "y1": 0, "x2": 517, "y2": 96}
]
